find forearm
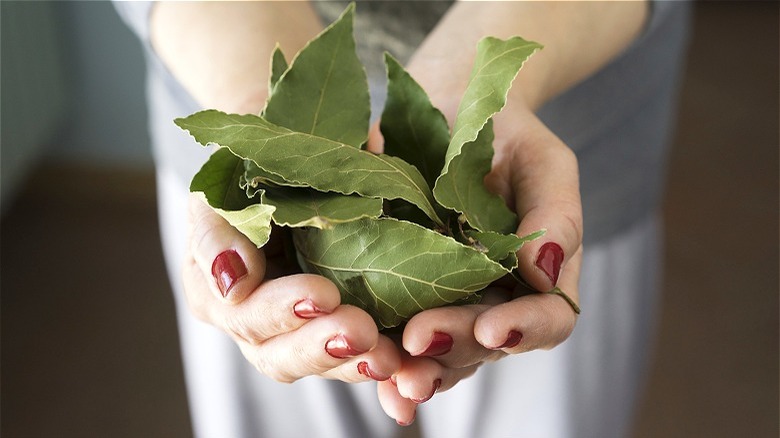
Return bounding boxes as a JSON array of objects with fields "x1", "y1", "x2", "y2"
[
  {"x1": 150, "y1": 1, "x2": 323, "y2": 113},
  {"x1": 408, "y1": 1, "x2": 649, "y2": 114}
]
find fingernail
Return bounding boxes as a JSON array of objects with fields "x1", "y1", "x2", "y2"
[
  {"x1": 211, "y1": 249, "x2": 247, "y2": 297},
  {"x1": 411, "y1": 378, "x2": 442, "y2": 404},
  {"x1": 491, "y1": 330, "x2": 523, "y2": 350},
  {"x1": 325, "y1": 334, "x2": 365, "y2": 359},
  {"x1": 293, "y1": 298, "x2": 328, "y2": 319},
  {"x1": 357, "y1": 361, "x2": 389, "y2": 381},
  {"x1": 417, "y1": 331, "x2": 453, "y2": 357},
  {"x1": 536, "y1": 242, "x2": 564, "y2": 287},
  {"x1": 397, "y1": 410, "x2": 416, "y2": 427}
]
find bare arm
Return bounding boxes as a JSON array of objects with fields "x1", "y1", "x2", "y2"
[
  {"x1": 150, "y1": 2, "x2": 323, "y2": 113},
  {"x1": 409, "y1": 1, "x2": 649, "y2": 113}
]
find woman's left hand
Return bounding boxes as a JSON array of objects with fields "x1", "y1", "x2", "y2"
[{"x1": 374, "y1": 104, "x2": 583, "y2": 426}]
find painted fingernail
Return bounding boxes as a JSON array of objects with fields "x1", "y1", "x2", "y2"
[
  {"x1": 536, "y1": 242, "x2": 564, "y2": 287},
  {"x1": 397, "y1": 410, "x2": 416, "y2": 427},
  {"x1": 418, "y1": 331, "x2": 453, "y2": 357},
  {"x1": 325, "y1": 334, "x2": 365, "y2": 359},
  {"x1": 211, "y1": 249, "x2": 247, "y2": 297},
  {"x1": 293, "y1": 298, "x2": 328, "y2": 319},
  {"x1": 411, "y1": 378, "x2": 442, "y2": 404},
  {"x1": 357, "y1": 361, "x2": 389, "y2": 381},
  {"x1": 492, "y1": 330, "x2": 523, "y2": 350}
]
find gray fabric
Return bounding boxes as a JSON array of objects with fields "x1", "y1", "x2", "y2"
[{"x1": 537, "y1": 1, "x2": 691, "y2": 242}]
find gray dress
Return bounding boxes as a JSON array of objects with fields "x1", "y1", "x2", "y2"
[{"x1": 115, "y1": 2, "x2": 691, "y2": 437}]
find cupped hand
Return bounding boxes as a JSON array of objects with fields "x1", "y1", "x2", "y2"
[
  {"x1": 374, "y1": 104, "x2": 583, "y2": 426},
  {"x1": 182, "y1": 193, "x2": 401, "y2": 383}
]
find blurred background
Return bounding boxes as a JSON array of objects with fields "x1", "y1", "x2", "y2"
[{"x1": 1, "y1": 1, "x2": 777, "y2": 437}]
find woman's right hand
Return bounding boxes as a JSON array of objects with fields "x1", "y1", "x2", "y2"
[{"x1": 182, "y1": 193, "x2": 401, "y2": 384}]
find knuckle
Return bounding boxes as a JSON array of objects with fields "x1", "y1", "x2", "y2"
[
  {"x1": 224, "y1": 314, "x2": 262, "y2": 346},
  {"x1": 256, "y1": 356, "x2": 298, "y2": 384},
  {"x1": 540, "y1": 299, "x2": 578, "y2": 350}
]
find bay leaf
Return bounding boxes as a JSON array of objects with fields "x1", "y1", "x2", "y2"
[
  {"x1": 262, "y1": 3, "x2": 369, "y2": 148},
  {"x1": 433, "y1": 36, "x2": 542, "y2": 233},
  {"x1": 176, "y1": 110, "x2": 445, "y2": 227},
  {"x1": 268, "y1": 45, "x2": 288, "y2": 94},
  {"x1": 241, "y1": 160, "x2": 305, "y2": 198},
  {"x1": 435, "y1": 119, "x2": 517, "y2": 233},
  {"x1": 190, "y1": 148, "x2": 275, "y2": 247},
  {"x1": 293, "y1": 217, "x2": 510, "y2": 328},
  {"x1": 380, "y1": 53, "x2": 450, "y2": 189},
  {"x1": 261, "y1": 185, "x2": 382, "y2": 229},
  {"x1": 465, "y1": 228, "x2": 545, "y2": 270}
]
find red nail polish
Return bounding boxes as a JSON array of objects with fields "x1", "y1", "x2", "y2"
[
  {"x1": 211, "y1": 249, "x2": 247, "y2": 297},
  {"x1": 325, "y1": 334, "x2": 365, "y2": 359},
  {"x1": 418, "y1": 332, "x2": 453, "y2": 357},
  {"x1": 293, "y1": 299, "x2": 328, "y2": 319},
  {"x1": 411, "y1": 378, "x2": 442, "y2": 404},
  {"x1": 492, "y1": 330, "x2": 523, "y2": 350},
  {"x1": 536, "y1": 242, "x2": 564, "y2": 287},
  {"x1": 357, "y1": 361, "x2": 388, "y2": 381}
]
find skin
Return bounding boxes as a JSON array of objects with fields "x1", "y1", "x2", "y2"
[{"x1": 151, "y1": 0, "x2": 648, "y2": 426}]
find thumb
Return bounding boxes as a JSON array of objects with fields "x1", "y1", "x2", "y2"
[{"x1": 187, "y1": 192, "x2": 267, "y2": 304}]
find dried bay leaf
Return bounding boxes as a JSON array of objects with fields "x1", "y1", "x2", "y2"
[
  {"x1": 261, "y1": 186, "x2": 382, "y2": 229},
  {"x1": 263, "y1": 3, "x2": 369, "y2": 148},
  {"x1": 190, "y1": 148, "x2": 275, "y2": 247},
  {"x1": 380, "y1": 53, "x2": 450, "y2": 189},
  {"x1": 175, "y1": 110, "x2": 445, "y2": 227},
  {"x1": 293, "y1": 217, "x2": 511, "y2": 328},
  {"x1": 268, "y1": 45, "x2": 288, "y2": 96},
  {"x1": 435, "y1": 119, "x2": 518, "y2": 233},
  {"x1": 194, "y1": 145, "x2": 379, "y2": 239},
  {"x1": 465, "y1": 228, "x2": 546, "y2": 270},
  {"x1": 434, "y1": 37, "x2": 542, "y2": 233}
]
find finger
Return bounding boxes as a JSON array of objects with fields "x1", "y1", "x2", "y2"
[
  {"x1": 366, "y1": 122, "x2": 384, "y2": 154},
  {"x1": 514, "y1": 140, "x2": 581, "y2": 293},
  {"x1": 391, "y1": 354, "x2": 479, "y2": 404},
  {"x1": 183, "y1": 256, "x2": 341, "y2": 341},
  {"x1": 474, "y1": 247, "x2": 582, "y2": 353},
  {"x1": 402, "y1": 295, "x2": 506, "y2": 369},
  {"x1": 322, "y1": 335, "x2": 401, "y2": 383},
  {"x1": 232, "y1": 274, "x2": 342, "y2": 343},
  {"x1": 187, "y1": 193, "x2": 266, "y2": 303},
  {"x1": 238, "y1": 305, "x2": 379, "y2": 383},
  {"x1": 495, "y1": 110, "x2": 583, "y2": 293},
  {"x1": 377, "y1": 379, "x2": 417, "y2": 426}
]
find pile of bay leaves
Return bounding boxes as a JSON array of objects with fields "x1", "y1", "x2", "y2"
[{"x1": 175, "y1": 4, "x2": 543, "y2": 329}]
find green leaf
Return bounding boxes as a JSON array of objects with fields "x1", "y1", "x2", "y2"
[
  {"x1": 241, "y1": 160, "x2": 305, "y2": 197},
  {"x1": 261, "y1": 186, "x2": 382, "y2": 229},
  {"x1": 262, "y1": 3, "x2": 369, "y2": 148},
  {"x1": 268, "y1": 45, "x2": 288, "y2": 93},
  {"x1": 176, "y1": 110, "x2": 445, "y2": 227},
  {"x1": 433, "y1": 36, "x2": 542, "y2": 233},
  {"x1": 380, "y1": 53, "x2": 450, "y2": 188},
  {"x1": 434, "y1": 119, "x2": 517, "y2": 233},
  {"x1": 190, "y1": 148, "x2": 275, "y2": 247},
  {"x1": 293, "y1": 217, "x2": 510, "y2": 328},
  {"x1": 465, "y1": 228, "x2": 545, "y2": 269}
]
